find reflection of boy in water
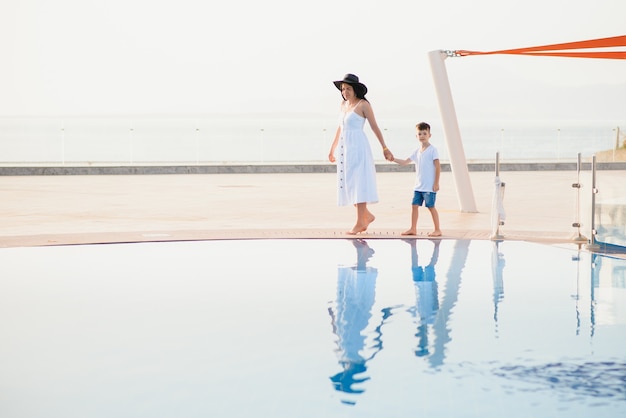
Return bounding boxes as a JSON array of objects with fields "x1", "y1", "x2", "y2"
[
  {"x1": 328, "y1": 239, "x2": 378, "y2": 401},
  {"x1": 404, "y1": 239, "x2": 440, "y2": 357}
]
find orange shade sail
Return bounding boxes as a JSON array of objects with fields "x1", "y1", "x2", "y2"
[{"x1": 456, "y1": 35, "x2": 626, "y2": 59}]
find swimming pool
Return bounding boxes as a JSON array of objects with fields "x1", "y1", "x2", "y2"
[{"x1": 0, "y1": 239, "x2": 624, "y2": 417}]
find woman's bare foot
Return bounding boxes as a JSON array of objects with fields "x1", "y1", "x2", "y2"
[
  {"x1": 401, "y1": 229, "x2": 417, "y2": 236},
  {"x1": 347, "y1": 213, "x2": 375, "y2": 235},
  {"x1": 347, "y1": 223, "x2": 368, "y2": 235},
  {"x1": 427, "y1": 230, "x2": 442, "y2": 237}
]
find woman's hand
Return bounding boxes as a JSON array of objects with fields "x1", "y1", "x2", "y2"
[{"x1": 383, "y1": 148, "x2": 394, "y2": 161}]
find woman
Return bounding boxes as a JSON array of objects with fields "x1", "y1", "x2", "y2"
[{"x1": 328, "y1": 74, "x2": 394, "y2": 234}]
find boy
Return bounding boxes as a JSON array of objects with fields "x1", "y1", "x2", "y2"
[{"x1": 392, "y1": 122, "x2": 442, "y2": 237}]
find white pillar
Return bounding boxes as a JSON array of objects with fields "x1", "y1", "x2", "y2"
[{"x1": 428, "y1": 50, "x2": 477, "y2": 213}]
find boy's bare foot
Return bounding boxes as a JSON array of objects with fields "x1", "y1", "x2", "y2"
[
  {"x1": 401, "y1": 229, "x2": 417, "y2": 236},
  {"x1": 427, "y1": 230, "x2": 442, "y2": 237}
]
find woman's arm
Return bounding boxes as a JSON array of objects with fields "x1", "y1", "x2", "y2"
[
  {"x1": 360, "y1": 101, "x2": 393, "y2": 161},
  {"x1": 328, "y1": 126, "x2": 341, "y2": 163}
]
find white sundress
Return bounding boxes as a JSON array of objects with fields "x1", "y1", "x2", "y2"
[{"x1": 336, "y1": 104, "x2": 379, "y2": 206}]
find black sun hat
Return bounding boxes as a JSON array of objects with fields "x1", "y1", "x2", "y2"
[{"x1": 333, "y1": 73, "x2": 368, "y2": 96}]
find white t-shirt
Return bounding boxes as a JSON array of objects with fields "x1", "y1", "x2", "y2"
[{"x1": 409, "y1": 144, "x2": 439, "y2": 192}]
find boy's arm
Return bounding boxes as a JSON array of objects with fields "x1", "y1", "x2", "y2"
[
  {"x1": 433, "y1": 159, "x2": 441, "y2": 192},
  {"x1": 392, "y1": 157, "x2": 412, "y2": 166}
]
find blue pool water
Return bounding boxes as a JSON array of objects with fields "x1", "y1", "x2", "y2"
[{"x1": 0, "y1": 239, "x2": 625, "y2": 417}]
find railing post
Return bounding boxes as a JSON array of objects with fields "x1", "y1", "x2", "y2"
[
  {"x1": 129, "y1": 122, "x2": 135, "y2": 165},
  {"x1": 195, "y1": 123, "x2": 200, "y2": 165},
  {"x1": 571, "y1": 153, "x2": 587, "y2": 243},
  {"x1": 60, "y1": 120, "x2": 65, "y2": 166},
  {"x1": 586, "y1": 155, "x2": 600, "y2": 251},
  {"x1": 490, "y1": 152, "x2": 505, "y2": 240}
]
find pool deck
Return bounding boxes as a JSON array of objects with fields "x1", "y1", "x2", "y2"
[{"x1": 0, "y1": 167, "x2": 624, "y2": 249}]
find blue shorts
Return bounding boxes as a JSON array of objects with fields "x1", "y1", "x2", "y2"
[{"x1": 412, "y1": 191, "x2": 437, "y2": 208}]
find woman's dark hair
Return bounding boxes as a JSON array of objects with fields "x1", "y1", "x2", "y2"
[
  {"x1": 352, "y1": 84, "x2": 367, "y2": 99},
  {"x1": 341, "y1": 83, "x2": 368, "y2": 102}
]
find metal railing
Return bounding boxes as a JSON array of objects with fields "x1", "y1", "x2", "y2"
[{"x1": 0, "y1": 117, "x2": 620, "y2": 166}]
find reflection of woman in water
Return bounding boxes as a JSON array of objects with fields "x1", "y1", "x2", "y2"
[
  {"x1": 328, "y1": 239, "x2": 379, "y2": 403},
  {"x1": 404, "y1": 239, "x2": 440, "y2": 357}
]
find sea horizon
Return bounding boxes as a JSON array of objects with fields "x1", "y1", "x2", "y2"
[{"x1": 0, "y1": 114, "x2": 623, "y2": 166}]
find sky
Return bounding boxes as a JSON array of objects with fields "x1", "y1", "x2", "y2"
[{"x1": 1, "y1": 0, "x2": 624, "y2": 123}]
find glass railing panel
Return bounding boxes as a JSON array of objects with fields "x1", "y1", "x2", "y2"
[{"x1": 594, "y1": 167, "x2": 626, "y2": 248}]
